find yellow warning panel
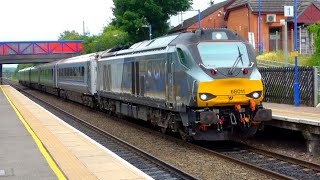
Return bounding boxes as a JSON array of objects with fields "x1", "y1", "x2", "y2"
[{"x1": 290, "y1": 51, "x2": 299, "y2": 57}]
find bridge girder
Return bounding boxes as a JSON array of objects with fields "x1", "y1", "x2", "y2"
[{"x1": 0, "y1": 54, "x2": 78, "y2": 64}]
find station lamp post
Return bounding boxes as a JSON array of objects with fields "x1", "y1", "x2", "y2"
[
  {"x1": 98, "y1": 41, "x2": 101, "y2": 51},
  {"x1": 113, "y1": 34, "x2": 122, "y2": 47},
  {"x1": 93, "y1": 40, "x2": 101, "y2": 51},
  {"x1": 188, "y1": 9, "x2": 201, "y2": 29},
  {"x1": 148, "y1": 24, "x2": 152, "y2": 40},
  {"x1": 293, "y1": 0, "x2": 300, "y2": 106},
  {"x1": 142, "y1": 24, "x2": 152, "y2": 40},
  {"x1": 174, "y1": 9, "x2": 201, "y2": 30}
]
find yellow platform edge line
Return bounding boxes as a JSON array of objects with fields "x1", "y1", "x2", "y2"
[{"x1": 0, "y1": 86, "x2": 66, "y2": 180}]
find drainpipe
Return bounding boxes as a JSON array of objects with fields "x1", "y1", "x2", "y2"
[
  {"x1": 248, "y1": 4, "x2": 251, "y2": 32},
  {"x1": 258, "y1": 0, "x2": 262, "y2": 54}
]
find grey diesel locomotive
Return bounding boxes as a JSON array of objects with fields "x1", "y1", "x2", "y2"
[{"x1": 18, "y1": 29, "x2": 272, "y2": 141}]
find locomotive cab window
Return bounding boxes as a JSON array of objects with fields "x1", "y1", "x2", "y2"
[
  {"x1": 197, "y1": 42, "x2": 250, "y2": 68},
  {"x1": 177, "y1": 48, "x2": 190, "y2": 68}
]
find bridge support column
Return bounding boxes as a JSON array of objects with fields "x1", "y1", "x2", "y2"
[{"x1": 303, "y1": 129, "x2": 320, "y2": 155}]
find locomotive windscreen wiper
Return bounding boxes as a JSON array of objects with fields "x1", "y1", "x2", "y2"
[{"x1": 228, "y1": 46, "x2": 243, "y2": 75}]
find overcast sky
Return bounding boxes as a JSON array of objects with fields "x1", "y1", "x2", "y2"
[{"x1": 0, "y1": 0, "x2": 224, "y2": 42}]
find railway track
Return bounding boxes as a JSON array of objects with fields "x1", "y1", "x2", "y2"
[
  {"x1": 3, "y1": 79, "x2": 197, "y2": 180},
  {"x1": 199, "y1": 142, "x2": 320, "y2": 180},
  {"x1": 4, "y1": 79, "x2": 320, "y2": 179}
]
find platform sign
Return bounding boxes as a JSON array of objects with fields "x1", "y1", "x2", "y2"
[
  {"x1": 248, "y1": 32, "x2": 255, "y2": 49},
  {"x1": 284, "y1": 6, "x2": 294, "y2": 17}
]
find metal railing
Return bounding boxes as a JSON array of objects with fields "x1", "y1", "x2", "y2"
[
  {"x1": 257, "y1": 60, "x2": 319, "y2": 106},
  {"x1": 257, "y1": 59, "x2": 320, "y2": 88}
]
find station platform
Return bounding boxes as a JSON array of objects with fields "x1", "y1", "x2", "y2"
[
  {"x1": 263, "y1": 102, "x2": 320, "y2": 155},
  {"x1": 0, "y1": 85, "x2": 151, "y2": 180},
  {"x1": 264, "y1": 102, "x2": 320, "y2": 125}
]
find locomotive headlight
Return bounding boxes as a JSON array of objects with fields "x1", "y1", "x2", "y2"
[
  {"x1": 246, "y1": 91, "x2": 262, "y2": 99},
  {"x1": 199, "y1": 93, "x2": 216, "y2": 101},
  {"x1": 252, "y1": 92, "x2": 260, "y2": 98},
  {"x1": 200, "y1": 94, "x2": 208, "y2": 100}
]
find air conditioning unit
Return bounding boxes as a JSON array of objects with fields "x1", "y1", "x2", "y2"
[{"x1": 266, "y1": 14, "x2": 276, "y2": 23}]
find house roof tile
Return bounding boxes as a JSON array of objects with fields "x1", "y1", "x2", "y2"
[
  {"x1": 169, "y1": 0, "x2": 233, "y2": 33},
  {"x1": 228, "y1": 0, "x2": 320, "y2": 13}
]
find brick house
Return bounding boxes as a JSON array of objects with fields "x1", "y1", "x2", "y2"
[
  {"x1": 169, "y1": 0, "x2": 235, "y2": 33},
  {"x1": 225, "y1": 0, "x2": 320, "y2": 54},
  {"x1": 170, "y1": 0, "x2": 320, "y2": 54}
]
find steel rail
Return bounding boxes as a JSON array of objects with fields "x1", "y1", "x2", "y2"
[
  {"x1": 244, "y1": 144, "x2": 320, "y2": 172},
  {"x1": 193, "y1": 145, "x2": 295, "y2": 180}
]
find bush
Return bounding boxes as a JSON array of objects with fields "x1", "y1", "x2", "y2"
[
  {"x1": 305, "y1": 55, "x2": 320, "y2": 66},
  {"x1": 307, "y1": 23, "x2": 320, "y2": 66},
  {"x1": 256, "y1": 51, "x2": 312, "y2": 66}
]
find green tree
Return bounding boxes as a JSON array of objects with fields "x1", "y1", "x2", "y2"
[
  {"x1": 307, "y1": 23, "x2": 320, "y2": 66},
  {"x1": 112, "y1": 0, "x2": 192, "y2": 43},
  {"x1": 82, "y1": 25, "x2": 129, "y2": 54},
  {"x1": 58, "y1": 30, "x2": 84, "y2": 40}
]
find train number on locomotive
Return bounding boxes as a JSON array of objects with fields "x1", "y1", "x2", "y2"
[{"x1": 230, "y1": 89, "x2": 245, "y2": 94}]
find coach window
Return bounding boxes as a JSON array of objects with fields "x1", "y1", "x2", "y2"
[
  {"x1": 73, "y1": 67, "x2": 76, "y2": 79},
  {"x1": 81, "y1": 67, "x2": 84, "y2": 77},
  {"x1": 70, "y1": 68, "x2": 73, "y2": 80},
  {"x1": 81, "y1": 67, "x2": 84, "y2": 80},
  {"x1": 71, "y1": 67, "x2": 74, "y2": 79},
  {"x1": 77, "y1": 67, "x2": 80, "y2": 80},
  {"x1": 78, "y1": 67, "x2": 81, "y2": 80},
  {"x1": 71, "y1": 67, "x2": 74, "y2": 80},
  {"x1": 69, "y1": 68, "x2": 72, "y2": 78}
]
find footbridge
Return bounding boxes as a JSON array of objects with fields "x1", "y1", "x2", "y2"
[
  {"x1": 0, "y1": 40, "x2": 83, "y2": 77},
  {"x1": 0, "y1": 40, "x2": 83, "y2": 64}
]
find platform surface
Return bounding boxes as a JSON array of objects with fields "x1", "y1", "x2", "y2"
[
  {"x1": 0, "y1": 85, "x2": 151, "y2": 180},
  {"x1": 0, "y1": 86, "x2": 57, "y2": 179},
  {"x1": 264, "y1": 102, "x2": 320, "y2": 126}
]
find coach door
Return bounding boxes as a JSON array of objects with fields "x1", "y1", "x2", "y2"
[
  {"x1": 132, "y1": 61, "x2": 140, "y2": 95},
  {"x1": 165, "y1": 52, "x2": 175, "y2": 108}
]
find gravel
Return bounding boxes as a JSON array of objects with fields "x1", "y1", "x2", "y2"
[
  {"x1": 238, "y1": 126, "x2": 320, "y2": 164},
  {"x1": 21, "y1": 88, "x2": 271, "y2": 180}
]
